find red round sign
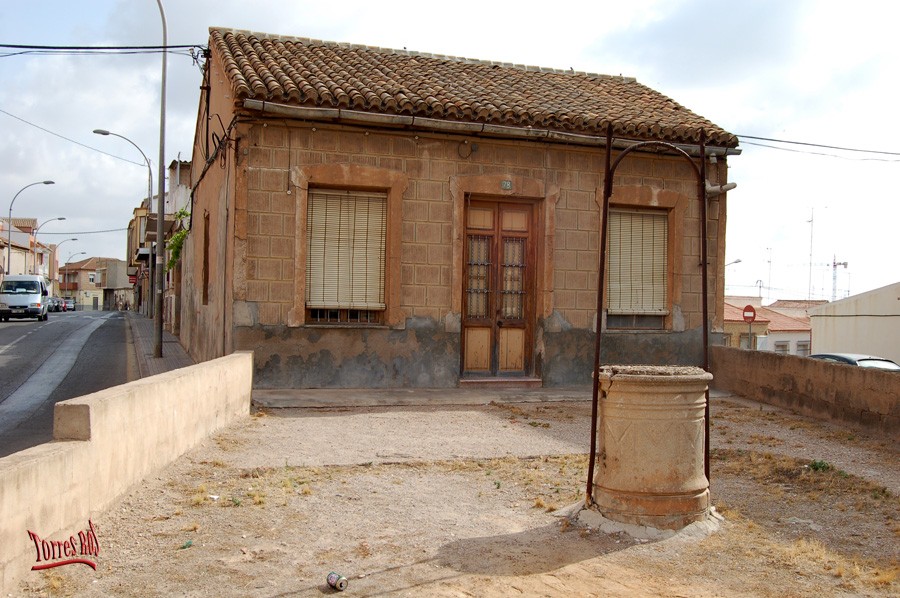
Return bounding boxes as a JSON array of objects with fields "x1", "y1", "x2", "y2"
[{"x1": 742, "y1": 305, "x2": 756, "y2": 323}]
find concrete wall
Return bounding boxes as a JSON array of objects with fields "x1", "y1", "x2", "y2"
[
  {"x1": 710, "y1": 345, "x2": 898, "y2": 438},
  {"x1": 0, "y1": 352, "x2": 253, "y2": 594},
  {"x1": 810, "y1": 282, "x2": 900, "y2": 364}
]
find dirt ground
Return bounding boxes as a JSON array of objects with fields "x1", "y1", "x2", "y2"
[{"x1": 20, "y1": 392, "x2": 899, "y2": 597}]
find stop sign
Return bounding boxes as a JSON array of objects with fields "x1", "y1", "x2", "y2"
[{"x1": 742, "y1": 305, "x2": 756, "y2": 323}]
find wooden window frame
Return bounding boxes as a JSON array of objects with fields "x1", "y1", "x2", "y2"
[
  {"x1": 602, "y1": 185, "x2": 686, "y2": 333},
  {"x1": 288, "y1": 163, "x2": 406, "y2": 328},
  {"x1": 305, "y1": 189, "x2": 387, "y2": 324},
  {"x1": 608, "y1": 208, "x2": 669, "y2": 314}
]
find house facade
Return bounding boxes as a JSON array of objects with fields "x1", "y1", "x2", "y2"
[
  {"x1": 180, "y1": 28, "x2": 739, "y2": 388},
  {"x1": 1, "y1": 218, "x2": 36, "y2": 279}
]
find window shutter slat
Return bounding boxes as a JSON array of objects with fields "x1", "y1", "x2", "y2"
[
  {"x1": 608, "y1": 209, "x2": 668, "y2": 314},
  {"x1": 307, "y1": 190, "x2": 386, "y2": 310}
]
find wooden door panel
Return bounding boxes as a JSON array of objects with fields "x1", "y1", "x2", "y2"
[
  {"x1": 464, "y1": 327, "x2": 491, "y2": 371},
  {"x1": 498, "y1": 328, "x2": 525, "y2": 371},
  {"x1": 462, "y1": 200, "x2": 534, "y2": 377}
]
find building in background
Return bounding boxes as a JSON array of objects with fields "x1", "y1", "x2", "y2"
[
  {"x1": 59, "y1": 257, "x2": 129, "y2": 311},
  {"x1": 0, "y1": 217, "x2": 36, "y2": 279},
  {"x1": 125, "y1": 160, "x2": 186, "y2": 320},
  {"x1": 810, "y1": 282, "x2": 900, "y2": 364},
  {"x1": 723, "y1": 301, "x2": 769, "y2": 350}
]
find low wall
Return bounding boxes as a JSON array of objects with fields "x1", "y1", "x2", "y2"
[
  {"x1": 0, "y1": 351, "x2": 253, "y2": 594},
  {"x1": 710, "y1": 346, "x2": 898, "y2": 438}
]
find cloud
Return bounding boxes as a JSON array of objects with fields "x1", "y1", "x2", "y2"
[{"x1": 0, "y1": 0, "x2": 897, "y2": 297}]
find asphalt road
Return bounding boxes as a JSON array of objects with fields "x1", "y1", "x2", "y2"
[{"x1": 0, "y1": 310, "x2": 138, "y2": 458}]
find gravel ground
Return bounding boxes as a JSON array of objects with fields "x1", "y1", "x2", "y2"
[{"x1": 19, "y1": 393, "x2": 899, "y2": 597}]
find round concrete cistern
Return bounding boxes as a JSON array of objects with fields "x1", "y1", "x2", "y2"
[{"x1": 592, "y1": 365, "x2": 712, "y2": 530}]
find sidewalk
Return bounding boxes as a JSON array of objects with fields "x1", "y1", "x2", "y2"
[{"x1": 124, "y1": 311, "x2": 194, "y2": 378}]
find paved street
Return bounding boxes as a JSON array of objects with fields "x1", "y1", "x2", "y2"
[{"x1": 0, "y1": 311, "x2": 136, "y2": 457}]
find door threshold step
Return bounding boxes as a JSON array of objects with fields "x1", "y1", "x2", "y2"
[{"x1": 459, "y1": 377, "x2": 542, "y2": 389}]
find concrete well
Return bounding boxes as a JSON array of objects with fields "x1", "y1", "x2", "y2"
[{"x1": 593, "y1": 365, "x2": 712, "y2": 530}]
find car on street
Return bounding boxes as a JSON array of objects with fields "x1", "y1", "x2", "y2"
[
  {"x1": 809, "y1": 353, "x2": 900, "y2": 371},
  {"x1": 0, "y1": 275, "x2": 50, "y2": 321},
  {"x1": 63, "y1": 298, "x2": 76, "y2": 312},
  {"x1": 48, "y1": 297, "x2": 63, "y2": 312}
]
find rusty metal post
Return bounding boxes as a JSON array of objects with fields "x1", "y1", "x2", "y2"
[
  {"x1": 698, "y1": 130, "x2": 711, "y2": 482},
  {"x1": 586, "y1": 126, "x2": 614, "y2": 504},
  {"x1": 585, "y1": 131, "x2": 714, "y2": 503}
]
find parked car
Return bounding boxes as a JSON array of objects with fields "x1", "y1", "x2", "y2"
[
  {"x1": 809, "y1": 353, "x2": 900, "y2": 371},
  {"x1": 48, "y1": 297, "x2": 63, "y2": 312},
  {"x1": 63, "y1": 298, "x2": 76, "y2": 312}
]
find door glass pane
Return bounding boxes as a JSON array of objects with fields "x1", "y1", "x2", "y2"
[
  {"x1": 466, "y1": 235, "x2": 491, "y2": 318},
  {"x1": 501, "y1": 238, "x2": 525, "y2": 319}
]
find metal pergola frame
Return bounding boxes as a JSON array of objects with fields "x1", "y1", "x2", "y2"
[{"x1": 585, "y1": 127, "x2": 712, "y2": 504}]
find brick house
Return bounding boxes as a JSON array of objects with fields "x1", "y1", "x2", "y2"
[{"x1": 180, "y1": 28, "x2": 739, "y2": 388}]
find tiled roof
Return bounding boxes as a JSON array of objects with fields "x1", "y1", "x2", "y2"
[
  {"x1": 768, "y1": 299, "x2": 828, "y2": 310},
  {"x1": 756, "y1": 306, "x2": 810, "y2": 332},
  {"x1": 724, "y1": 302, "x2": 770, "y2": 324},
  {"x1": 1, "y1": 217, "x2": 37, "y2": 231},
  {"x1": 210, "y1": 28, "x2": 738, "y2": 147}
]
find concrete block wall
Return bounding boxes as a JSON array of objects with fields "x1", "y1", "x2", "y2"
[
  {"x1": 711, "y1": 345, "x2": 899, "y2": 438},
  {"x1": 232, "y1": 120, "x2": 723, "y2": 386},
  {"x1": 0, "y1": 351, "x2": 253, "y2": 594},
  {"x1": 240, "y1": 123, "x2": 716, "y2": 332}
]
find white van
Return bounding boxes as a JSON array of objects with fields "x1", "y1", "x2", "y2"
[{"x1": 0, "y1": 275, "x2": 50, "y2": 321}]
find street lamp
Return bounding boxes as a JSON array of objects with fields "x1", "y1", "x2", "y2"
[
  {"x1": 63, "y1": 251, "x2": 86, "y2": 304},
  {"x1": 6, "y1": 180, "x2": 54, "y2": 276},
  {"x1": 53, "y1": 237, "x2": 78, "y2": 281},
  {"x1": 154, "y1": 0, "x2": 169, "y2": 358},
  {"x1": 725, "y1": 259, "x2": 742, "y2": 267},
  {"x1": 93, "y1": 128, "x2": 154, "y2": 320},
  {"x1": 32, "y1": 217, "x2": 66, "y2": 275}
]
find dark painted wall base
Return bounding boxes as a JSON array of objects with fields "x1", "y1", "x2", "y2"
[{"x1": 237, "y1": 317, "x2": 706, "y2": 389}]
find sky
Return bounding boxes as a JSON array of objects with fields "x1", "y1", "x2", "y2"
[{"x1": 1, "y1": 0, "x2": 898, "y2": 303}]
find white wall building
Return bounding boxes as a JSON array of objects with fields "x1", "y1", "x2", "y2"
[{"x1": 809, "y1": 282, "x2": 900, "y2": 364}]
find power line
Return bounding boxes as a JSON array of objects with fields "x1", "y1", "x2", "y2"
[
  {"x1": 0, "y1": 108, "x2": 146, "y2": 167},
  {"x1": 41, "y1": 228, "x2": 128, "y2": 235},
  {"x1": 0, "y1": 43, "x2": 200, "y2": 49},
  {"x1": 737, "y1": 134, "x2": 900, "y2": 157},
  {"x1": 0, "y1": 43, "x2": 202, "y2": 60},
  {"x1": 739, "y1": 140, "x2": 899, "y2": 162}
]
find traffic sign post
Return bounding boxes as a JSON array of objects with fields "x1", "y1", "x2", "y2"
[{"x1": 743, "y1": 305, "x2": 756, "y2": 349}]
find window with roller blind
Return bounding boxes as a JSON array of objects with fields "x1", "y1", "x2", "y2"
[
  {"x1": 306, "y1": 189, "x2": 386, "y2": 324},
  {"x1": 607, "y1": 208, "x2": 668, "y2": 330}
]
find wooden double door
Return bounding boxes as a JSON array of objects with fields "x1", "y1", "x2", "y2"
[{"x1": 462, "y1": 200, "x2": 535, "y2": 377}]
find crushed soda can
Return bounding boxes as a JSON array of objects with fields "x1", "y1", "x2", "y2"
[{"x1": 327, "y1": 571, "x2": 348, "y2": 591}]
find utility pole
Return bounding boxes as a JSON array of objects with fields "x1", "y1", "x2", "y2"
[
  {"x1": 807, "y1": 208, "x2": 814, "y2": 300},
  {"x1": 832, "y1": 256, "x2": 847, "y2": 301}
]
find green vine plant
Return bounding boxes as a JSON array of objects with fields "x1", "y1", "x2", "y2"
[{"x1": 166, "y1": 208, "x2": 191, "y2": 271}]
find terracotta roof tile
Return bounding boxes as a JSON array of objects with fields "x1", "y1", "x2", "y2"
[
  {"x1": 756, "y1": 306, "x2": 810, "y2": 332},
  {"x1": 210, "y1": 28, "x2": 737, "y2": 147}
]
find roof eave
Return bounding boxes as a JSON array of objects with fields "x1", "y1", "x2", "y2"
[{"x1": 240, "y1": 99, "x2": 741, "y2": 157}]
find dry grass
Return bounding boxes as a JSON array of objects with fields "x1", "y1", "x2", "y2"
[{"x1": 712, "y1": 448, "x2": 897, "y2": 506}]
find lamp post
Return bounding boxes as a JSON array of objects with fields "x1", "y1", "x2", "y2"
[
  {"x1": 64, "y1": 251, "x2": 86, "y2": 305},
  {"x1": 93, "y1": 128, "x2": 154, "y2": 319},
  {"x1": 32, "y1": 217, "x2": 66, "y2": 275},
  {"x1": 53, "y1": 238, "x2": 78, "y2": 289},
  {"x1": 6, "y1": 180, "x2": 54, "y2": 276},
  {"x1": 154, "y1": 0, "x2": 169, "y2": 358}
]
